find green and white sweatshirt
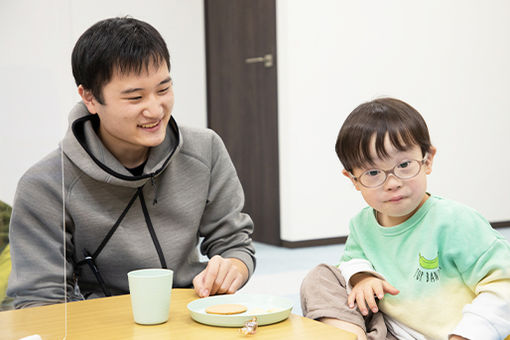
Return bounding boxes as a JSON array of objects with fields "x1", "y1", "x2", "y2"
[{"x1": 340, "y1": 195, "x2": 510, "y2": 340}]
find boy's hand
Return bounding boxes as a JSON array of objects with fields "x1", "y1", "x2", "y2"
[
  {"x1": 193, "y1": 255, "x2": 249, "y2": 298},
  {"x1": 348, "y1": 273, "x2": 399, "y2": 316},
  {"x1": 449, "y1": 335, "x2": 469, "y2": 340}
]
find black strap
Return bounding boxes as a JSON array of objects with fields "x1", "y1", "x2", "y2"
[
  {"x1": 75, "y1": 185, "x2": 167, "y2": 297},
  {"x1": 137, "y1": 187, "x2": 167, "y2": 268},
  {"x1": 92, "y1": 190, "x2": 140, "y2": 259},
  {"x1": 76, "y1": 191, "x2": 139, "y2": 268},
  {"x1": 82, "y1": 249, "x2": 111, "y2": 296}
]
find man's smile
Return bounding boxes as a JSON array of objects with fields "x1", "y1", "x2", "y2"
[{"x1": 138, "y1": 120, "x2": 161, "y2": 129}]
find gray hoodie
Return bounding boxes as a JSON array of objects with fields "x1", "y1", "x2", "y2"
[{"x1": 8, "y1": 102, "x2": 255, "y2": 308}]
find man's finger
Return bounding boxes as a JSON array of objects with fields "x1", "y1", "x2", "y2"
[
  {"x1": 201, "y1": 260, "x2": 220, "y2": 297},
  {"x1": 227, "y1": 275, "x2": 243, "y2": 294},
  {"x1": 193, "y1": 270, "x2": 206, "y2": 297},
  {"x1": 218, "y1": 268, "x2": 237, "y2": 294},
  {"x1": 210, "y1": 260, "x2": 230, "y2": 295}
]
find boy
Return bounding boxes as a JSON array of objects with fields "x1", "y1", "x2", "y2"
[
  {"x1": 8, "y1": 17, "x2": 255, "y2": 308},
  {"x1": 300, "y1": 98, "x2": 510, "y2": 339}
]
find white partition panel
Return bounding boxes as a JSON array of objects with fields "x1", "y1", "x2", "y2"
[{"x1": 0, "y1": 0, "x2": 207, "y2": 205}]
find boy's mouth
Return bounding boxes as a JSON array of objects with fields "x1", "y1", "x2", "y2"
[{"x1": 387, "y1": 195, "x2": 404, "y2": 202}]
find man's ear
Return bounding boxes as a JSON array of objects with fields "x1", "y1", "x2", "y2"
[
  {"x1": 342, "y1": 169, "x2": 361, "y2": 191},
  {"x1": 77, "y1": 85, "x2": 99, "y2": 114},
  {"x1": 425, "y1": 146, "x2": 437, "y2": 175}
]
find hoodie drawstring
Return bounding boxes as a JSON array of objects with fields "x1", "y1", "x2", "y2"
[{"x1": 151, "y1": 174, "x2": 159, "y2": 205}]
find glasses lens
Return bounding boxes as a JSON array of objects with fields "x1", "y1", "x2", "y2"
[
  {"x1": 394, "y1": 160, "x2": 421, "y2": 179},
  {"x1": 358, "y1": 160, "x2": 422, "y2": 187},
  {"x1": 360, "y1": 169, "x2": 385, "y2": 187}
]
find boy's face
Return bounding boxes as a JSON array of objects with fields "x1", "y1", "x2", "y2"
[
  {"x1": 79, "y1": 62, "x2": 174, "y2": 166},
  {"x1": 343, "y1": 135, "x2": 436, "y2": 227}
]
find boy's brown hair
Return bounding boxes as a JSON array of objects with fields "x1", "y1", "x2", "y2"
[{"x1": 335, "y1": 97, "x2": 432, "y2": 171}]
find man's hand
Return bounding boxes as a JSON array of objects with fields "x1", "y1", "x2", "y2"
[
  {"x1": 348, "y1": 273, "x2": 399, "y2": 316},
  {"x1": 449, "y1": 335, "x2": 469, "y2": 340},
  {"x1": 193, "y1": 255, "x2": 249, "y2": 298}
]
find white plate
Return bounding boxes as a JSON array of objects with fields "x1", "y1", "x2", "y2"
[{"x1": 187, "y1": 294, "x2": 293, "y2": 327}]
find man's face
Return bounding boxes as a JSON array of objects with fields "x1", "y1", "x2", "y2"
[{"x1": 80, "y1": 62, "x2": 174, "y2": 165}]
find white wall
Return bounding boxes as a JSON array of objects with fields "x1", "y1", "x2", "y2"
[
  {"x1": 0, "y1": 0, "x2": 207, "y2": 205},
  {"x1": 2, "y1": 1, "x2": 509, "y2": 243},
  {"x1": 277, "y1": 0, "x2": 510, "y2": 241}
]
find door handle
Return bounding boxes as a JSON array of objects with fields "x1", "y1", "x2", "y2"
[{"x1": 245, "y1": 54, "x2": 273, "y2": 68}]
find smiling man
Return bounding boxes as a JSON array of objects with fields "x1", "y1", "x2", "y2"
[{"x1": 7, "y1": 17, "x2": 255, "y2": 308}]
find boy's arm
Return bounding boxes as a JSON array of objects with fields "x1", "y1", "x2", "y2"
[
  {"x1": 339, "y1": 258, "x2": 386, "y2": 290},
  {"x1": 451, "y1": 238, "x2": 510, "y2": 339},
  {"x1": 339, "y1": 223, "x2": 399, "y2": 315},
  {"x1": 347, "y1": 272, "x2": 399, "y2": 316},
  {"x1": 339, "y1": 224, "x2": 386, "y2": 290}
]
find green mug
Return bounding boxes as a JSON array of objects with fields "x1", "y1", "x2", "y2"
[{"x1": 128, "y1": 268, "x2": 173, "y2": 325}]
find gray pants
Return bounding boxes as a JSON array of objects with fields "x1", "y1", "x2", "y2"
[{"x1": 300, "y1": 264, "x2": 397, "y2": 340}]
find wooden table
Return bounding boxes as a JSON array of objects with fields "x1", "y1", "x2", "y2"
[{"x1": 0, "y1": 289, "x2": 356, "y2": 339}]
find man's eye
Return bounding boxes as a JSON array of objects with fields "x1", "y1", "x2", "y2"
[
  {"x1": 158, "y1": 87, "x2": 170, "y2": 94},
  {"x1": 398, "y1": 161, "x2": 411, "y2": 169},
  {"x1": 127, "y1": 96, "x2": 142, "y2": 101}
]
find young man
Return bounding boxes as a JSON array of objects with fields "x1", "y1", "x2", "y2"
[
  {"x1": 8, "y1": 17, "x2": 255, "y2": 308},
  {"x1": 300, "y1": 98, "x2": 510, "y2": 339}
]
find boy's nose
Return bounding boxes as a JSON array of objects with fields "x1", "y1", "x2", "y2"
[{"x1": 383, "y1": 174, "x2": 402, "y2": 190}]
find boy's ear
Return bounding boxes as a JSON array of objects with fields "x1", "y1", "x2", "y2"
[
  {"x1": 425, "y1": 146, "x2": 437, "y2": 175},
  {"x1": 342, "y1": 169, "x2": 361, "y2": 191},
  {"x1": 78, "y1": 85, "x2": 99, "y2": 114}
]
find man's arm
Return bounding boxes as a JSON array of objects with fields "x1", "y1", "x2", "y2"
[
  {"x1": 7, "y1": 152, "x2": 76, "y2": 308},
  {"x1": 193, "y1": 131, "x2": 255, "y2": 297}
]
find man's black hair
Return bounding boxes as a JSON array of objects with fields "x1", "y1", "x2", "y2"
[{"x1": 72, "y1": 17, "x2": 170, "y2": 104}]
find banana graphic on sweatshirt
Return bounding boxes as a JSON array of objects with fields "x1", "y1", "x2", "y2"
[{"x1": 414, "y1": 253, "x2": 440, "y2": 282}]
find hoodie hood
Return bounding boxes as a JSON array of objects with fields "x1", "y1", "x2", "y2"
[{"x1": 61, "y1": 102, "x2": 182, "y2": 188}]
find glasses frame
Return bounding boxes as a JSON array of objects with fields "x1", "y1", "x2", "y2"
[{"x1": 349, "y1": 153, "x2": 429, "y2": 188}]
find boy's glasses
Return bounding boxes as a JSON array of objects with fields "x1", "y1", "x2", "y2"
[{"x1": 350, "y1": 154, "x2": 429, "y2": 188}]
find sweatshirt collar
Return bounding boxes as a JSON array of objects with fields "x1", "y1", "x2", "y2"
[
  {"x1": 62, "y1": 102, "x2": 182, "y2": 187},
  {"x1": 371, "y1": 194, "x2": 436, "y2": 236}
]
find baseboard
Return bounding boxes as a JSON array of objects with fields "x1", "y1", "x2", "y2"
[
  {"x1": 280, "y1": 236, "x2": 347, "y2": 249},
  {"x1": 279, "y1": 220, "x2": 510, "y2": 248},
  {"x1": 491, "y1": 220, "x2": 510, "y2": 228}
]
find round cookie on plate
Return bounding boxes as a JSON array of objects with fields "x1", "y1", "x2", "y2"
[{"x1": 205, "y1": 304, "x2": 247, "y2": 315}]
